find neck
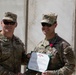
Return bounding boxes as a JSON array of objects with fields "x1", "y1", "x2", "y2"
[
  {"x1": 46, "y1": 32, "x2": 56, "y2": 40},
  {"x1": 1, "y1": 31, "x2": 13, "y2": 39}
]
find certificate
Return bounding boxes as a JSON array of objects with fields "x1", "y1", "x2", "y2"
[{"x1": 28, "y1": 52, "x2": 50, "y2": 72}]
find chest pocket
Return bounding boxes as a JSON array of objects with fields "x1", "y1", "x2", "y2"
[
  {"x1": 54, "y1": 43, "x2": 65, "y2": 67},
  {"x1": 46, "y1": 45, "x2": 65, "y2": 70}
]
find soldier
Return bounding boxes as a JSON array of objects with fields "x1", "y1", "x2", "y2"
[
  {"x1": 0, "y1": 12, "x2": 27, "y2": 75},
  {"x1": 25, "y1": 12, "x2": 75, "y2": 75}
]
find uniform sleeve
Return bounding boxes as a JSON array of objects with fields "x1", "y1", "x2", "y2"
[
  {"x1": 21, "y1": 51, "x2": 28, "y2": 65},
  {"x1": 21, "y1": 44, "x2": 29, "y2": 65},
  {"x1": 47, "y1": 46, "x2": 75, "y2": 75}
]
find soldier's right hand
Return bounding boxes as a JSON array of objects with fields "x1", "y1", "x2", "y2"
[{"x1": 26, "y1": 53, "x2": 31, "y2": 58}]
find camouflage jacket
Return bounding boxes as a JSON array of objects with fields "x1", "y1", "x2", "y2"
[
  {"x1": 26, "y1": 34, "x2": 75, "y2": 75},
  {"x1": 0, "y1": 32, "x2": 27, "y2": 75}
]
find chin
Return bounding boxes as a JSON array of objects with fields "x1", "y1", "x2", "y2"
[
  {"x1": 44, "y1": 33, "x2": 47, "y2": 36},
  {"x1": 5, "y1": 29, "x2": 11, "y2": 32}
]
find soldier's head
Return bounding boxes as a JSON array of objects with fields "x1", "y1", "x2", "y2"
[
  {"x1": 41, "y1": 12, "x2": 58, "y2": 37},
  {"x1": 2, "y1": 12, "x2": 17, "y2": 22},
  {"x1": 1, "y1": 12, "x2": 17, "y2": 34},
  {"x1": 41, "y1": 12, "x2": 57, "y2": 27}
]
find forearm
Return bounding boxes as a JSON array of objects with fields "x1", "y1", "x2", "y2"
[{"x1": 44, "y1": 64, "x2": 75, "y2": 75}]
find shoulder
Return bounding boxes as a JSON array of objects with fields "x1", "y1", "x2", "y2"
[
  {"x1": 13, "y1": 35, "x2": 24, "y2": 45},
  {"x1": 56, "y1": 34, "x2": 70, "y2": 48},
  {"x1": 36, "y1": 39, "x2": 47, "y2": 47},
  {"x1": 60, "y1": 39, "x2": 71, "y2": 50},
  {"x1": 55, "y1": 34, "x2": 72, "y2": 54}
]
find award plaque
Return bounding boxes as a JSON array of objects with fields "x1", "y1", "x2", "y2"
[{"x1": 28, "y1": 52, "x2": 50, "y2": 72}]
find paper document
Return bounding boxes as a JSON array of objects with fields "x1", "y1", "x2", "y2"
[{"x1": 28, "y1": 52, "x2": 50, "y2": 72}]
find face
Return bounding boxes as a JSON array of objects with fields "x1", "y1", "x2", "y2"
[
  {"x1": 1, "y1": 19, "x2": 17, "y2": 33},
  {"x1": 41, "y1": 23, "x2": 57, "y2": 36}
]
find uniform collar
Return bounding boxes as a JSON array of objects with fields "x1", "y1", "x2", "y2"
[{"x1": 41, "y1": 33, "x2": 59, "y2": 47}]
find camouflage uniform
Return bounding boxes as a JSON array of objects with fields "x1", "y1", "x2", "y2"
[
  {"x1": 0, "y1": 32, "x2": 27, "y2": 75},
  {"x1": 26, "y1": 34, "x2": 75, "y2": 75},
  {"x1": 0, "y1": 12, "x2": 27, "y2": 75},
  {"x1": 25, "y1": 13, "x2": 75, "y2": 75}
]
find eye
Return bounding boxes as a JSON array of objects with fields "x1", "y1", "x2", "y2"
[{"x1": 41, "y1": 23, "x2": 52, "y2": 27}]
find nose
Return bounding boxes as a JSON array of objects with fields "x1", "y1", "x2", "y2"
[{"x1": 42, "y1": 26, "x2": 48, "y2": 31}]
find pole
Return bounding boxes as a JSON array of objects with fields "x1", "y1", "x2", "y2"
[{"x1": 24, "y1": 0, "x2": 29, "y2": 53}]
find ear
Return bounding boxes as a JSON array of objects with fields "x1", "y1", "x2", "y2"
[
  {"x1": 54, "y1": 23, "x2": 57, "y2": 27},
  {"x1": 0, "y1": 21, "x2": 2, "y2": 24},
  {"x1": 15, "y1": 22, "x2": 17, "y2": 27},
  {"x1": 0, "y1": 21, "x2": 3, "y2": 26}
]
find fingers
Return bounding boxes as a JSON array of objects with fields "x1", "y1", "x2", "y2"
[{"x1": 42, "y1": 71, "x2": 51, "y2": 75}]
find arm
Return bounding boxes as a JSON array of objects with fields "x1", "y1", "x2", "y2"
[
  {"x1": 0, "y1": 47, "x2": 23, "y2": 75},
  {"x1": 21, "y1": 44, "x2": 31, "y2": 65}
]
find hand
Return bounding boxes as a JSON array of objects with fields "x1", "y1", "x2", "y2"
[
  {"x1": 42, "y1": 71, "x2": 52, "y2": 75},
  {"x1": 26, "y1": 53, "x2": 31, "y2": 58}
]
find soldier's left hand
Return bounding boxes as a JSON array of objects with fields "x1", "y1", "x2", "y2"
[{"x1": 42, "y1": 71, "x2": 52, "y2": 75}]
